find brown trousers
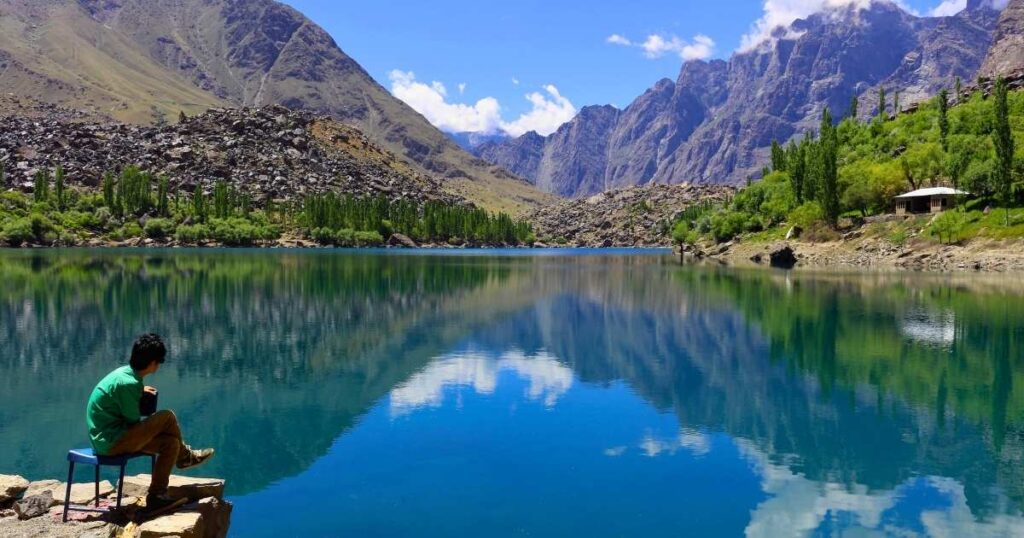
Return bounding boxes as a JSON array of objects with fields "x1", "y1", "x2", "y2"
[{"x1": 107, "y1": 410, "x2": 189, "y2": 496}]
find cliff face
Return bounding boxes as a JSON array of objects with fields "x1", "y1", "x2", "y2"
[
  {"x1": 980, "y1": 0, "x2": 1024, "y2": 76},
  {"x1": 0, "y1": 0, "x2": 552, "y2": 214},
  {"x1": 477, "y1": 1, "x2": 998, "y2": 197}
]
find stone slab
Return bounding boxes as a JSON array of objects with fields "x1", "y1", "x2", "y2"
[
  {"x1": 123, "y1": 475, "x2": 224, "y2": 501},
  {"x1": 23, "y1": 479, "x2": 115, "y2": 506},
  {"x1": 0, "y1": 474, "x2": 29, "y2": 504},
  {"x1": 138, "y1": 511, "x2": 203, "y2": 538}
]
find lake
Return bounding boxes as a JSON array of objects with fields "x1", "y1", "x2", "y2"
[{"x1": 1, "y1": 249, "x2": 1023, "y2": 537}]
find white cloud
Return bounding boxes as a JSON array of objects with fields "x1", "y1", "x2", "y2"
[
  {"x1": 389, "y1": 70, "x2": 502, "y2": 134},
  {"x1": 606, "y1": 34, "x2": 632, "y2": 46},
  {"x1": 388, "y1": 71, "x2": 577, "y2": 137},
  {"x1": 738, "y1": 0, "x2": 917, "y2": 52},
  {"x1": 500, "y1": 85, "x2": 577, "y2": 137},
  {"x1": 458, "y1": 83, "x2": 466, "y2": 95},
  {"x1": 512, "y1": 77, "x2": 520, "y2": 86},
  {"x1": 607, "y1": 33, "x2": 716, "y2": 61},
  {"x1": 930, "y1": 0, "x2": 966, "y2": 15}
]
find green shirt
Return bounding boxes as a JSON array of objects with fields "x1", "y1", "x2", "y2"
[{"x1": 86, "y1": 365, "x2": 142, "y2": 455}]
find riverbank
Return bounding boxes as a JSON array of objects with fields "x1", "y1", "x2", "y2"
[
  {"x1": 694, "y1": 235, "x2": 1024, "y2": 272},
  {"x1": 0, "y1": 473, "x2": 230, "y2": 538}
]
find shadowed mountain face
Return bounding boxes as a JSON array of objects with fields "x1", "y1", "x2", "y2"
[
  {"x1": 981, "y1": 0, "x2": 1024, "y2": 76},
  {"x1": 0, "y1": 0, "x2": 551, "y2": 214},
  {"x1": 476, "y1": 1, "x2": 999, "y2": 197}
]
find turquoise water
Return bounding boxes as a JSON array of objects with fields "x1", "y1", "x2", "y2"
[{"x1": 1, "y1": 249, "x2": 1023, "y2": 536}]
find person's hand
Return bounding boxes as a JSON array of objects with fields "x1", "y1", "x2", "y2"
[{"x1": 144, "y1": 386, "x2": 158, "y2": 395}]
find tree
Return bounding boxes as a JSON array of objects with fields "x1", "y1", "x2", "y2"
[
  {"x1": 178, "y1": 111, "x2": 187, "y2": 124},
  {"x1": 955, "y1": 76, "x2": 962, "y2": 104},
  {"x1": 894, "y1": 91, "x2": 900, "y2": 117},
  {"x1": 33, "y1": 168, "x2": 50, "y2": 204},
  {"x1": 938, "y1": 89, "x2": 950, "y2": 151},
  {"x1": 848, "y1": 95, "x2": 859, "y2": 120},
  {"x1": 771, "y1": 140, "x2": 787, "y2": 172},
  {"x1": 878, "y1": 87, "x2": 887, "y2": 119},
  {"x1": 0, "y1": 160, "x2": 6, "y2": 189},
  {"x1": 157, "y1": 176, "x2": 170, "y2": 217},
  {"x1": 54, "y1": 165, "x2": 66, "y2": 211},
  {"x1": 787, "y1": 140, "x2": 807, "y2": 205},
  {"x1": 819, "y1": 108, "x2": 840, "y2": 227},
  {"x1": 102, "y1": 172, "x2": 116, "y2": 211},
  {"x1": 192, "y1": 185, "x2": 208, "y2": 223},
  {"x1": 993, "y1": 77, "x2": 1014, "y2": 225}
]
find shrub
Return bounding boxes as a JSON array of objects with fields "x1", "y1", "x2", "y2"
[
  {"x1": 144, "y1": 218, "x2": 176, "y2": 239},
  {"x1": 672, "y1": 221, "x2": 699, "y2": 245},
  {"x1": 930, "y1": 210, "x2": 966, "y2": 244},
  {"x1": 788, "y1": 202, "x2": 826, "y2": 231},
  {"x1": 354, "y1": 230, "x2": 384, "y2": 247},
  {"x1": 1, "y1": 218, "x2": 35, "y2": 246},
  {"x1": 210, "y1": 218, "x2": 259, "y2": 246},
  {"x1": 710, "y1": 211, "x2": 753, "y2": 243},
  {"x1": 175, "y1": 224, "x2": 208, "y2": 244}
]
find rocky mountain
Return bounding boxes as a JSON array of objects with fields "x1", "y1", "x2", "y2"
[
  {"x1": 0, "y1": 96, "x2": 461, "y2": 207},
  {"x1": 0, "y1": 0, "x2": 551, "y2": 214},
  {"x1": 478, "y1": 0, "x2": 1000, "y2": 197},
  {"x1": 981, "y1": 0, "x2": 1024, "y2": 76}
]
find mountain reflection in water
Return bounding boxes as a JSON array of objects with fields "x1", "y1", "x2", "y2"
[{"x1": 1, "y1": 250, "x2": 1022, "y2": 536}]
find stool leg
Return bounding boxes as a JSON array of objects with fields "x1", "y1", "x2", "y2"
[
  {"x1": 62, "y1": 461, "x2": 74, "y2": 523},
  {"x1": 116, "y1": 463, "x2": 126, "y2": 509},
  {"x1": 94, "y1": 465, "x2": 100, "y2": 507}
]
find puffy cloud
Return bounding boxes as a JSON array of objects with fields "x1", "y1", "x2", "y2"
[
  {"x1": 512, "y1": 77, "x2": 520, "y2": 86},
  {"x1": 500, "y1": 85, "x2": 577, "y2": 137},
  {"x1": 389, "y1": 70, "x2": 502, "y2": 134},
  {"x1": 458, "y1": 83, "x2": 466, "y2": 95},
  {"x1": 607, "y1": 33, "x2": 716, "y2": 61},
  {"x1": 388, "y1": 71, "x2": 577, "y2": 137},
  {"x1": 930, "y1": 0, "x2": 966, "y2": 15},
  {"x1": 606, "y1": 34, "x2": 632, "y2": 46},
  {"x1": 738, "y1": 0, "x2": 916, "y2": 52}
]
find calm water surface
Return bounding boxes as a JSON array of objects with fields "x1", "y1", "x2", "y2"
[{"x1": 1, "y1": 249, "x2": 1023, "y2": 537}]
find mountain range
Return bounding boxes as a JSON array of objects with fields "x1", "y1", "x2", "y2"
[
  {"x1": 476, "y1": 0, "x2": 1003, "y2": 197},
  {"x1": 0, "y1": 0, "x2": 552, "y2": 213}
]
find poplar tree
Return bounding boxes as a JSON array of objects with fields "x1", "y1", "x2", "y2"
[
  {"x1": 54, "y1": 165, "x2": 66, "y2": 210},
  {"x1": 938, "y1": 89, "x2": 950, "y2": 151},
  {"x1": 34, "y1": 168, "x2": 50, "y2": 204},
  {"x1": 102, "y1": 172, "x2": 116, "y2": 210},
  {"x1": 0, "y1": 161, "x2": 6, "y2": 189},
  {"x1": 193, "y1": 185, "x2": 208, "y2": 223},
  {"x1": 993, "y1": 77, "x2": 1014, "y2": 226},
  {"x1": 787, "y1": 140, "x2": 807, "y2": 205},
  {"x1": 157, "y1": 176, "x2": 170, "y2": 217},
  {"x1": 848, "y1": 95, "x2": 859, "y2": 120},
  {"x1": 770, "y1": 140, "x2": 787, "y2": 172},
  {"x1": 893, "y1": 91, "x2": 900, "y2": 117},
  {"x1": 878, "y1": 87, "x2": 887, "y2": 119},
  {"x1": 955, "y1": 77, "x2": 962, "y2": 103},
  {"x1": 819, "y1": 108, "x2": 840, "y2": 227}
]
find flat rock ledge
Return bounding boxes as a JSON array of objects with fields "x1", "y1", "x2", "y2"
[{"x1": 0, "y1": 474, "x2": 231, "y2": 538}]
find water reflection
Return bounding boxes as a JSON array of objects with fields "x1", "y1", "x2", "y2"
[{"x1": 1, "y1": 250, "x2": 1023, "y2": 536}]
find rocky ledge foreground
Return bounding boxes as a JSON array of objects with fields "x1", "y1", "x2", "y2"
[{"x1": 0, "y1": 473, "x2": 231, "y2": 538}]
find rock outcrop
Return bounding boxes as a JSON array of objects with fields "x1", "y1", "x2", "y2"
[
  {"x1": 980, "y1": 0, "x2": 1024, "y2": 76},
  {"x1": 529, "y1": 184, "x2": 734, "y2": 247},
  {"x1": 477, "y1": 1, "x2": 1000, "y2": 196},
  {"x1": 0, "y1": 473, "x2": 232, "y2": 538},
  {"x1": 0, "y1": 475, "x2": 29, "y2": 504}
]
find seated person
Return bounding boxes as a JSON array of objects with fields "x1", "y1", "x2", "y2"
[{"x1": 86, "y1": 333, "x2": 214, "y2": 512}]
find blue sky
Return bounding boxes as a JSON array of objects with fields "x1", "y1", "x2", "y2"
[{"x1": 283, "y1": 0, "x2": 992, "y2": 136}]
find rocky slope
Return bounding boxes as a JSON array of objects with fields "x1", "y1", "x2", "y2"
[
  {"x1": 980, "y1": 0, "x2": 1024, "y2": 76},
  {"x1": 478, "y1": 1, "x2": 1000, "y2": 197},
  {"x1": 0, "y1": 0, "x2": 550, "y2": 214},
  {"x1": 0, "y1": 97, "x2": 460, "y2": 206},
  {"x1": 529, "y1": 184, "x2": 734, "y2": 247}
]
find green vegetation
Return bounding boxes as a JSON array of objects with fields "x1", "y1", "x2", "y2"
[
  {"x1": 673, "y1": 78, "x2": 1024, "y2": 246},
  {"x1": 1, "y1": 165, "x2": 533, "y2": 248},
  {"x1": 302, "y1": 193, "x2": 534, "y2": 246}
]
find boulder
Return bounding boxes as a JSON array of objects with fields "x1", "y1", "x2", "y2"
[
  {"x1": 189, "y1": 497, "x2": 233, "y2": 538},
  {"x1": 14, "y1": 491, "x2": 54, "y2": 520},
  {"x1": 23, "y1": 479, "x2": 114, "y2": 505},
  {"x1": 0, "y1": 474, "x2": 29, "y2": 504},
  {"x1": 387, "y1": 233, "x2": 417, "y2": 248},
  {"x1": 138, "y1": 511, "x2": 204, "y2": 538},
  {"x1": 123, "y1": 475, "x2": 224, "y2": 501},
  {"x1": 769, "y1": 244, "x2": 798, "y2": 269}
]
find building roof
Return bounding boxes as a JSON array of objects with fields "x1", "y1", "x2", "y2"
[{"x1": 895, "y1": 187, "x2": 970, "y2": 199}]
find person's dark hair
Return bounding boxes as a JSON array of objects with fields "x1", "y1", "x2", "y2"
[{"x1": 129, "y1": 333, "x2": 167, "y2": 371}]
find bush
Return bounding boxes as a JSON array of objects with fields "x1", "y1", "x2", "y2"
[
  {"x1": 672, "y1": 221, "x2": 699, "y2": 245},
  {"x1": 710, "y1": 211, "x2": 753, "y2": 243},
  {"x1": 788, "y1": 202, "x2": 826, "y2": 231},
  {"x1": 1, "y1": 218, "x2": 35, "y2": 246},
  {"x1": 174, "y1": 224, "x2": 208, "y2": 243},
  {"x1": 930, "y1": 210, "x2": 966, "y2": 244},
  {"x1": 354, "y1": 230, "x2": 384, "y2": 247},
  {"x1": 144, "y1": 218, "x2": 176, "y2": 239},
  {"x1": 208, "y1": 217, "x2": 279, "y2": 246}
]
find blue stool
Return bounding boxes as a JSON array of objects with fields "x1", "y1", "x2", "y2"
[{"x1": 62, "y1": 448, "x2": 155, "y2": 522}]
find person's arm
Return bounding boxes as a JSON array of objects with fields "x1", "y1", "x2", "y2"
[{"x1": 115, "y1": 381, "x2": 142, "y2": 426}]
